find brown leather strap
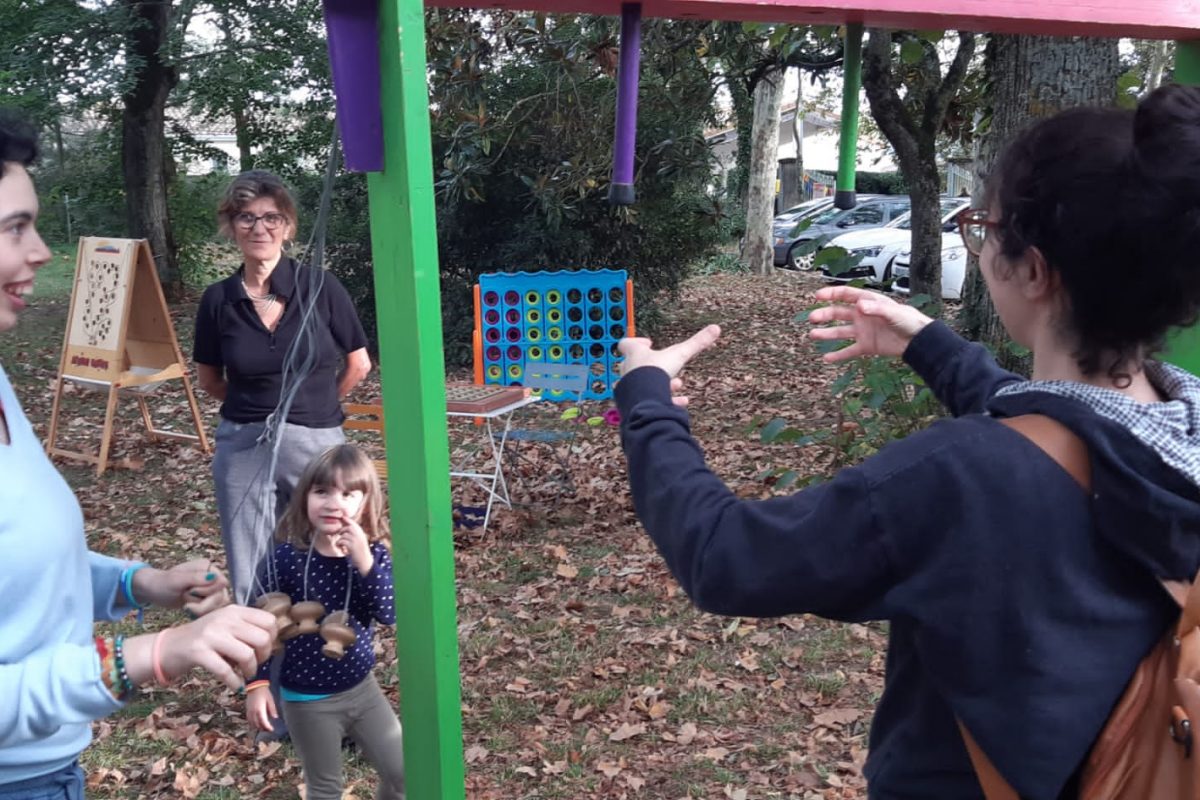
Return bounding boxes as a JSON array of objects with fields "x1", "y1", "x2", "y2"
[
  {"x1": 999, "y1": 415, "x2": 1092, "y2": 491},
  {"x1": 999, "y1": 415, "x2": 1200, "y2": 628},
  {"x1": 952, "y1": 414, "x2": 1091, "y2": 800},
  {"x1": 957, "y1": 719, "x2": 1021, "y2": 800}
]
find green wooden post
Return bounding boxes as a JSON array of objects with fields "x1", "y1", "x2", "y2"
[
  {"x1": 834, "y1": 23, "x2": 864, "y2": 209},
  {"x1": 368, "y1": 0, "x2": 466, "y2": 797},
  {"x1": 1163, "y1": 39, "x2": 1200, "y2": 375}
]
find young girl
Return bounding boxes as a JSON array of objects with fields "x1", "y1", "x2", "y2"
[{"x1": 245, "y1": 444, "x2": 404, "y2": 800}]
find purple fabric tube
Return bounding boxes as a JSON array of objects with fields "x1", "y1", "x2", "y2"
[
  {"x1": 608, "y1": 3, "x2": 641, "y2": 205},
  {"x1": 322, "y1": 0, "x2": 384, "y2": 172}
]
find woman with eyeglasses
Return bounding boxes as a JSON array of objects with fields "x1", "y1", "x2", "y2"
[
  {"x1": 194, "y1": 171, "x2": 371, "y2": 615},
  {"x1": 614, "y1": 83, "x2": 1200, "y2": 796}
]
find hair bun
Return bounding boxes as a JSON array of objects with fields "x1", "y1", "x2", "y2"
[{"x1": 1132, "y1": 84, "x2": 1200, "y2": 189}]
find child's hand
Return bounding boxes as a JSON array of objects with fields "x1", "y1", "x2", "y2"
[
  {"x1": 336, "y1": 519, "x2": 374, "y2": 576},
  {"x1": 246, "y1": 684, "x2": 278, "y2": 732},
  {"x1": 132, "y1": 560, "x2": 231, "y2": 613}
]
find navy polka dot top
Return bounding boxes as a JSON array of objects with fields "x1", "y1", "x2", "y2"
[{"x1": 253, "y1": 541, "x2": 395, "y2": 694}]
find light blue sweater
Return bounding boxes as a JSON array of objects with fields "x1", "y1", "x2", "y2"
[{"x1": 0, "y1": 365, "x2": 137, "y2": 785}]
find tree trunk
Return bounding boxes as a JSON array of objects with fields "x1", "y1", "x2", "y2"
[
  {"x1": 793, "y1": 73, "x2": 804, "y2": 199},
  {"x1": 218, "y1": 15, "x2": 254, "y2": 172},
  {"x1": 233, "y1": 101, "x2": 253, "y2": 172},
  {"x1": 121, "y1": 0, "x2": 181, "y2": 298},
  {"x1": 724, "y1": 75, "x2": 754, "y2": 210},
  {"x1": 744, "y1": 66, "x2": 784, "y2": 274},
  {"x1": 1146, "y1": 40, "x2": 1171, "y2": 94},
  {"x1": 862, "y1": 30, "x2": 975, "y2": 316},
  {"x1": 960, "y1": 36, "x2": 1120, "y2": 369},
  {"x1": 905, "y1": 150, "x2": 943, "y2": 309}
]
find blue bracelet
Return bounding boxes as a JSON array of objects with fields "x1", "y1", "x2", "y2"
[{"x1": 121, "y1": 564, "x2": 149, "y2": 611}]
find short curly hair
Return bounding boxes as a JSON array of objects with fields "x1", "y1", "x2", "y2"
[
  {"x1": 984, "y1": 84, "x2": 1200, "y2": 381},
  {"x1": 216, "y1": 170, "x2": 298, "y2": 239}
]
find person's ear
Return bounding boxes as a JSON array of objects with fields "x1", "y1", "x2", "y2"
[{"x1": 1018, "y1": 246, "x2": 1059, "y2": 301}]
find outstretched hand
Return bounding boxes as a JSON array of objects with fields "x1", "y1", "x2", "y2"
[
  {"x1": 618, "y1": 324, "x2": 721, "y2": 407},
  {"x1": 807, "y1": 286, "x2": 933, "y2": 363}
]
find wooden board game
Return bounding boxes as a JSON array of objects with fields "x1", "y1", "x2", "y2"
[{"x1": 445, "y1": 383, "x2": 527, "y2": 414}]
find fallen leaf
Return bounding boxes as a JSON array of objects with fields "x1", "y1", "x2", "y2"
[{"x1": 608, "y1": 722, "x2": 646, "y2": 742}]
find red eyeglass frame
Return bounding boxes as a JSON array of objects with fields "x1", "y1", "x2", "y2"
[{"x1": 955, "y1": 208, "x2": 1002, "y2": 256}]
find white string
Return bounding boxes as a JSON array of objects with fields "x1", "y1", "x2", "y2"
[
  {"x1": 225, "y1": 122, "x2": 344, "y2": 606},
  {"x1": 300, "y1": 536, "x2": 355, "y2": 612}
]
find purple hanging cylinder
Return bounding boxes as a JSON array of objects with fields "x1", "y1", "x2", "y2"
[
  {"x1": 322, "y1": 0, "x2": 384, "y2": 172},
  {"x1": 608, "y1": 3, "x2": 641, "y2": 206}
]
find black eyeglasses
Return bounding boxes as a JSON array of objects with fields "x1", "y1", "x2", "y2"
[
  {"x1": 956, "y1": 208, "x2": 1002, "y2": 256},
  {"x1": 232, "y1": 212, "x2": 288, "y2": 231}
]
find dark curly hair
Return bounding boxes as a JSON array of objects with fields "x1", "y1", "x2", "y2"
[
  {"x1": 984, "y1": 83, "x2": 1200, "y2": 381},
  {"x1": 0, "y1": 110, "x2": 39, "y2": 178}
]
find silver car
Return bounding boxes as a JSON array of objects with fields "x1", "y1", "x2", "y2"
[{"x1": 774, "y1": 195, "x2": 911, "y2": 268}]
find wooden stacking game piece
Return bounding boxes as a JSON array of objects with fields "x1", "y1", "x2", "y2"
[
  {"x1": 255, "y1": 591, "x2": 296, "y2": 653},
  {"x1": 319, "y1": 610, "x2": 358, "y2": 660},
  {"x1": 289, "y1": 601, "x2": 327, "y2": 638}
]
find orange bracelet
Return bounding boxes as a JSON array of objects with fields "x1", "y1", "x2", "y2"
[
  {"x1": 152, "y1": 629, "x2": 171, "y2": 685},
  {"x1": 245, "y1": 680, "x2": 271, "y2": 693}
]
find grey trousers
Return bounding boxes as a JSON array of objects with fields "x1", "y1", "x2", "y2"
[
  {"x1": 282, "y1": 676, "x2": 406, "y2": 800},
  {"x1": 212, "y1": 417, "x2": 345, "y2": 605}
]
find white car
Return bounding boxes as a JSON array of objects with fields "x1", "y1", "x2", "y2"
[
  {"x1": 819, "y1": 198, "x2": 969, "y2": 285},
  {"x1": 892, "y1": 232, "x2": 969, "y2": 300}
]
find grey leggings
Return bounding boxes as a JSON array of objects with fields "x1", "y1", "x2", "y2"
[
  {"x1": 212, "y1": 418, "x2": 345, "y2": 604},
  {"x1": 282, "y1": 675, "x2": 406, "y2": 800}
]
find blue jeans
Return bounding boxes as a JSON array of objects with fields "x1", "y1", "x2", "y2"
[{"x1": 0, "y1": 763, "x2": 85, "y2": 800}]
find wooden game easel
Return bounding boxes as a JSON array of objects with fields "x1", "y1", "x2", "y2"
[{"x1": 45, "y1": 237, "x2": 210, "y2": 475}]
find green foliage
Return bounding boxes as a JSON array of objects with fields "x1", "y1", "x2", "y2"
[
  {"x1": 179, "y1": 0, "x2": 333, "y2": 176},
  {"x1": 693, "y1": 251, "x2": 748, "y2": 276},
  {"x1": 855, "y1": 171, "x2": 908, "y2": 195},
  {"x1": 169, "y1": 173, "x2": 236, "y2": 288},
  {"x1": 757, "y1": 256, "x2": 942, "y2": 476},
  {"x1": 31, "y1": 124, "x2": 127, "y2": 244},
  {"x1": 759, "y1": 353, "x2": 940, "y2": 472},
  {"x1": 412, "y1": 11, "x2": 725, "y2": 364}
]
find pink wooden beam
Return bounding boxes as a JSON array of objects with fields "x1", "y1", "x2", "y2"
[{"x1": 423, "y1": 0, "x2": 1200, "y2": 40}]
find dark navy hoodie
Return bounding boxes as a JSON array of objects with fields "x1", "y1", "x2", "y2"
[{"x1": 615, "y1": 321, "x2": 1200, "y2": 799}]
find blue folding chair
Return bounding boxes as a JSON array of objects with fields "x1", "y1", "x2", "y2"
[{"x1": 495, "y1": 362, "x2": 588, "y2": 495}]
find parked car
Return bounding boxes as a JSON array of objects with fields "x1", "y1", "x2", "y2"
[
  {"x1": 765, "y1": 198, "x2": 835, "y2": 250},
  {"x1": 892, "y1": 231, "x2": 970, "y2": 300},
  {"x1": 773, "y1": 197, "x2": 835, "y2": 229},
  {"x1": 775, "y1": 195, "x2": 910, "y2": 269},
  {"x1": 818, "y1": 198, "x2": 970, "y2": 285}
]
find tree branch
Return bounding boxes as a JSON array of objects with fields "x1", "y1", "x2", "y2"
[
  {"x1": 862, "y1": 29, "x2": 920, "y2": 168},
  {"x1": 924, "y1": 32, "x2": 975, "y2": 136}
]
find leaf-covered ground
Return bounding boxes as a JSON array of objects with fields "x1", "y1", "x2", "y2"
[{"x1": 3, "y1": 260, "x2": 887, "y2": 799}]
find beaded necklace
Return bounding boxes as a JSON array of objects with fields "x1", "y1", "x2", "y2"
[{"x1": 241, "y1": 279, "x2": 279, "y2": 313}]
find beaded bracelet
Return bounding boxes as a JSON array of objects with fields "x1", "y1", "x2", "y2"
[{"x1": 95, "y1": 635, "x2": 135, "y2": 701}]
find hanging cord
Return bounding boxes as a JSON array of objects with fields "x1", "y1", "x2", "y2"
[
  {"x1": 301, "y1": 536, "x2": 355, "y2": 612},
  {"x1": 227, "y1": 121, "x2": 343, "y2": 606}
]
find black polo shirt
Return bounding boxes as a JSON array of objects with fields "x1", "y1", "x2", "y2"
[{"x1": 193, "y1": 257, "x2": 368, "y2": 427}]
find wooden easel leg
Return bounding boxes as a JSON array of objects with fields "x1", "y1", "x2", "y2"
[
  {"x1": 135, "y1": 395, "x2": 157, "y2": 441},
  {"x1": 96, "y1": 385, "x2": 120, "y2": 476},
  {"x1": 44, "y1": 377, "x2": 66, "y2": 455},
  {"x1": 180, "y1": 373, "x2": 211, "y2": 453}
]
